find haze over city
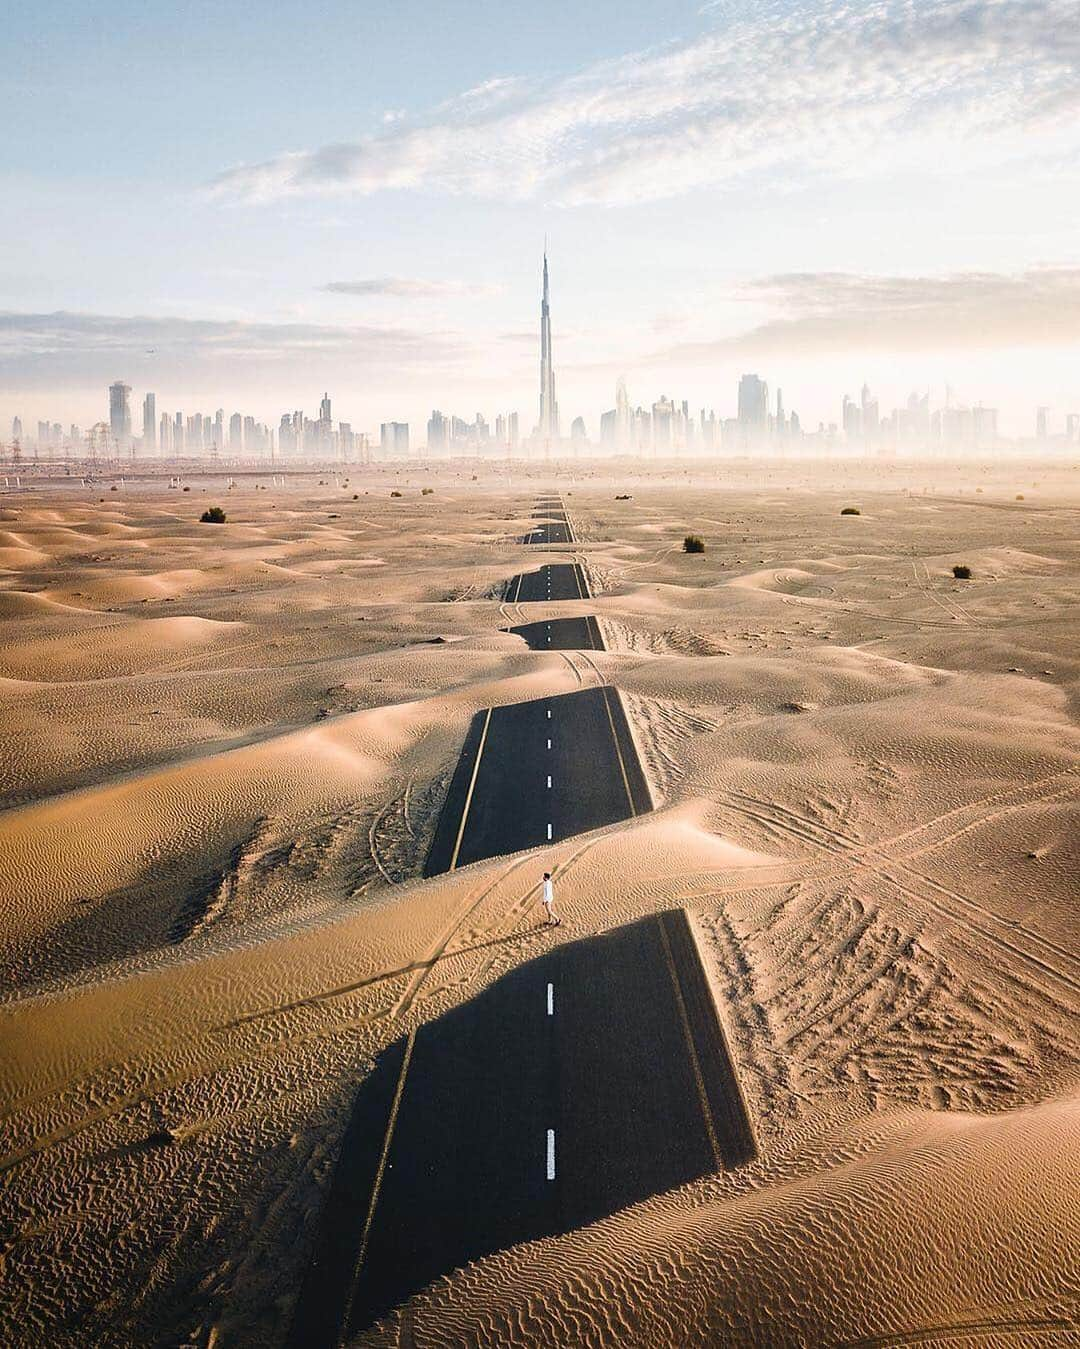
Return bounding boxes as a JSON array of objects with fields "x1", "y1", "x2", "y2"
[{"x1": 3, "y1": 0, "x2": 1080, "y2": 440}]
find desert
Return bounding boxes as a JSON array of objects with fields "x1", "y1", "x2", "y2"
[{"x1": 0, "y1": 461, "x2": 1077, "y2": 1346}]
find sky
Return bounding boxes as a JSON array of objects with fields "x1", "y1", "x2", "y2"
[{"x1": 2, "y1": 0, "x2": 1079, "y2": 439}]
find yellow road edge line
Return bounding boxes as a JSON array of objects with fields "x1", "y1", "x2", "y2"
[
  {"x1": 601, "y1": 686, "x2": 636, "y2": 816},
  {"x1": 344, "y1": 1027, "x2": 417, "y2": 1326},
  {"x1": 448, "y1": 706, "x2": 493, "y2": 871},
  {"x1": 657, "y1": 915, "x2": 723, "y2": 1172}
]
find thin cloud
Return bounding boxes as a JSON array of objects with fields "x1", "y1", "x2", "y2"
[
  {"x1": 652, "y1": 266, "x2": 1080, "y2": 360},
  {"x1": 212, "y1": 0, "x2": 1080, "y2": 207},
  {"x1": 0, "y1": 310, "x2": 467, "y2": 385},
  {"x1": 322, "y1": 277, "x2": 502, "y2": 299}
]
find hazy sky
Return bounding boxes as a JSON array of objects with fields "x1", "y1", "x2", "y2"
[{"x1": 3, "y1": 0, "x2": 1079, "y2": 437}]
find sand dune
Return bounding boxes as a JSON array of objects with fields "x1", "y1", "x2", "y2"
[
  {"x1": 0, "y1": 469, "x2": 1076, "y2": 1347},
  {"x1": 369, "y1": 1095, "x2": 1079, "y2": 1347}
]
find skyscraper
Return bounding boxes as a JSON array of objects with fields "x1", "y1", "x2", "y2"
[
  {"x1": 737, "y1": 374, "x2": 769, "y2": 447},
  {"x1": 427, "y1": 410, "x2": 449, "y2": 454},
  {"x1": 380, "y1": 422, "x2": 409, "y2": 457},
  {"x1": 109, "y1": 381, "x2": 132, "y2": 449},
  {"x1": 615, "y1": 377, "x2": 630, "y2": 450},
  {"x1": 143, "y1": 393, "x2": 156, "y2": 451},
  {"x1": 538, "y1": 250, "x2": 559, "y2": 444}
]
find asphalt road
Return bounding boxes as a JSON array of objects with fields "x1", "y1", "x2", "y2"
[
  {"x1": 287, "y1": 497, "x2": 757, "y2": 1346},
  {"x1": 508, "y1": 616, "x2": 603, "y2": 650},
  {"x1": 524, "y1": 516, "x2": 571, "y2": 544},
  {"x1": 424, "y1": 685, "x2": 651, "y2": 876},
  {"x1": 505, "y1": 561, "x2": 589, "y2": 602},
  {"x1": 289, "y1": 910, "x2": 756, "y2": 1345}
]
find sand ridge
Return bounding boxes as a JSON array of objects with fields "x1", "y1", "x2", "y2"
[{"x1": 0, "y1": 464, "x2": 1077, "y2": 1346}]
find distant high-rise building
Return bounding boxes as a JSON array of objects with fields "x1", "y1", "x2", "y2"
[
  {"x1": 427, "y1": 410, "x2": 449, "y2": 454},
  {"x1": 860, "y1": 382, "x2": 879, "y2": 441},
  {"x1": 320, "y1": 393, "x2": 332, "y2": 423},
  {"x1": 571, "y1": 416, "x2": 586, "y2": 446},
  {"x1": 600, "y1": 408, "x2": 617, "y2": 448},
  {"x1": 109, "y1": 381, "x2": 132, "y2": 449},
  {"x1": 12, "y1": 416, "x2": 22, "y2": 442},
  {"x1": 174, "y1": 411, "x2": 184, "y2": 454},
  {"x1": 842, "y1": 394, "x2": 861, "y2": 443},
  {"x1": 142, "y1": 393, "x2": 156, "y2": 451},
  {"x1": 652, "y1": 395, "x2": 674, "y2": 452},
  {"x1": 214, "y1": 409, "x2": 224, "y2": 452},
  {"x1": 159, "y1": 412, "x2": 171, "y2": 454},
  {"x1": 615, "y1": 377, "x2": 630, "y2": 450},
  {"x1": 537, "y1": 250, "x2": 559, "y2": 444},
  {"x1": 508, "y1": 412, "x2": 519, "y2": 449},
  {"x1": 1036, "y1": 407, "x2": 1049, "y2": 441},
  {"x1": 380, "y1": 422, "x2": 409, "y2": 457},
  {"x1": 737, "y1": 374, "x2": 769, "y2": 446},
  {"x1": 229, "y1": 413, "x2": 243, "y2": 452},
  {"x1": 972, "y1": 406, "x2": 998, "y2": 447}
]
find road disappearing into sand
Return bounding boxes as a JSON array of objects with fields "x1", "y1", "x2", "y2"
[
  {"x1": 288, "y1": 496, "x2": 755, "y2": 1346},
  {"x1": 289, "y1": 911, "x2": 756, "y2": 1346}
]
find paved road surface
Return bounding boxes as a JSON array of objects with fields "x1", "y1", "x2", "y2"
[
  {"x1": 288, "y1": 910, "x2": 756, "y2": 1346},
  {"x1": 524, "y1": 515, "x2": 571, "y2": 545},
  {"x1": 505, "y1": 561, "x2": 589, "y2": 602},
  {"x1": 287, "y1": 497, "x2": 756, "y2": 1346},
  {"x1": 424, "y1": 685, "x2": 650, "y2": 876},
  {"x1": 508, "y1": 616, "x2": 603, "y2": 650}
]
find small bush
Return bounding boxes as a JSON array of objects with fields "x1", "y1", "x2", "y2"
[
  {"x1": 182, "y1": 486, "x2": 190, "y2": 492},
  {"x1": 422, "y1": 487, "x2": 434, "y2": 495},
  {"x1": 390, "y1": 490, "x2": 403, "y2": 498},
  {"x1": 1016, "y1": 494, "x2": 1024, "y2": 500},
  {"x1": 952, "y1": 564, "x2": 972, "y2": 579},
  {"x1": 683, "y1": 534, "x2": 705, "y2": 554},
  {"x1": 200, "y1": 506, "x2": 227, "y2": 524},
  {"x1": 840, "y1": 506, "x2": 860, "y2": 515},
  {"x1": 353, "y1": 493, "x2": 359, "y2": 500}
]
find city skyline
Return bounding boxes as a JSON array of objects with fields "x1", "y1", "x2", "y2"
[
  {"x1": 2, "y1": 1, "x2": 1079, "y2": 438},
  {"x1": 6, "y1": 252, "x2": 1078, "y2": 459}
]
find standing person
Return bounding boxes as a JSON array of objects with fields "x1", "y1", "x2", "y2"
[{"x1": 541, "y1": 871, "x2": 560, "y2": 927}]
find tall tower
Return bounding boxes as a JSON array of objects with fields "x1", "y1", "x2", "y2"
[
  {"x1": 143, "y1": 392, "x2": 156, "y2": 451},
  {"x1": 538, "y1": 250, "x2": 558, "y2": 444},
  {"x1": 109, "y1": 381, "x2": 132, "y2": 449}
]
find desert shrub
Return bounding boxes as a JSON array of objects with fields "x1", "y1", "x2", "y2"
[
  {"x1": 110, "y1": 485, "x2": 118, "y2": 492},
  {"x1": 952, "y1": 564, "x2": 972, "y2": 579},
  {"x1": 1016, "y1": 494, "x2": 1025, "y2": 500},
  {"x1": 840, "y1": 506, "x2": 860, "y2": 515},
  {"x1": 353, "y1": 493, "x2": 359, "y2": 499},
  {"x1": 183, "y1": 486, "x2": 190, "y2": 492},
  {"x1": 390, "y1": 490, "x2": 403, "y2": 497},
  {"x1": 200, "y1": 505, "x2": 227, "y2": 524},
  {"x1": 683, "y1": 534, "x2": 705, "y2": 554},
  {"x1": 422, "y1": 487, "x2": 434, "y2": 495}
]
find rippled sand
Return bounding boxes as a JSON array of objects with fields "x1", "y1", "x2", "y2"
[{"x1": 1, "y1": 462, "x2": 1077, "y2": 1346}]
